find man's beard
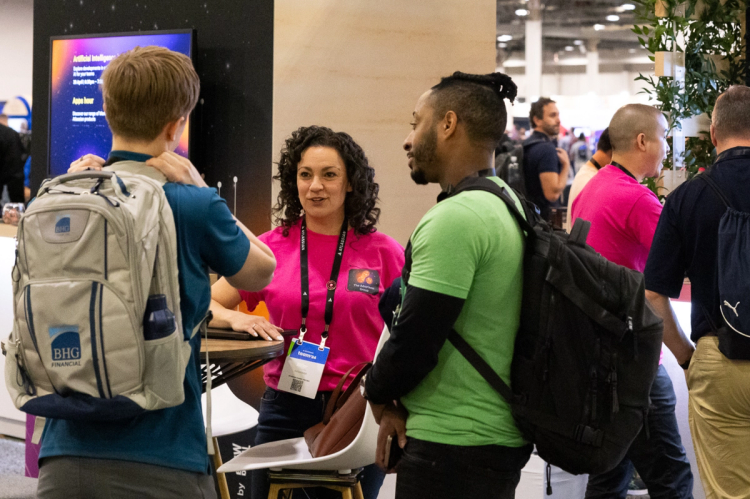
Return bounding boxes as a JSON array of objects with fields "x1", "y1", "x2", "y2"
[
  {"x1": 410, "y1": 169, "x2": 429, "y2": 185},
  {"x1": 542, "y1": 122, "x2": 559, "y2": 137},
  {"x1": 410, "y1": 126, "x2": 438, "y2": 185}
]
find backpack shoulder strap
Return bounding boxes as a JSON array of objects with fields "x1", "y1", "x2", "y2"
[
  {"x1": 698, "y1": 173, "x2": 731, "y2": 209},
  {"x1": 106, "y1": 161, "x2": 168, "y2": 186},
  {"x1": 448, "y1": 329, "x2": 514, "y2": 403},
  {"x1": 451, "y1": 177, "x2": 535, "y2": 236},
  {"x1": 515, "y1": 145, "x2": 525, "y2": 168}
]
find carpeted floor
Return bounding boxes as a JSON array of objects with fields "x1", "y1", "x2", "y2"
[{"x1": 0, "y1": 436, "x2": 25, "y2": 476}]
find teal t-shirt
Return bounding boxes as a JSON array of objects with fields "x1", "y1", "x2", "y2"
[
  {"x1": 400, "y1": 176, "x2": 527, "y2": 447},
  {"x1": 40, "y1": 154, "x2": 250, "y2": 473}
]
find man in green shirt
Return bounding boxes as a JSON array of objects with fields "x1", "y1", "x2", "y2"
[{"x1": 363, "y1": 72, "x2": 532, "y2": 498}]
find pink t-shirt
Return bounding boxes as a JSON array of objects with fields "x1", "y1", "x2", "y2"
[
  {"x1": 239, "y1": 221, "x2": 404, "y2": 391},
  {"x1": 571, "y1": 165, "x2": 664, "y2": 363},
  {"x1": 571, "y1": 165, "x2": 662, "y2": 272}
]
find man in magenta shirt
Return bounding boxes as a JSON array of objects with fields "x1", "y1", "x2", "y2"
[{"x1": 571, "y1": 104, "x2": 693, "y2": 499}]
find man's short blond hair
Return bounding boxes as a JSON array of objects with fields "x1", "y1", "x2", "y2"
[{"x1": 102, "y1": 46, "x2": 199, "y2": 142}]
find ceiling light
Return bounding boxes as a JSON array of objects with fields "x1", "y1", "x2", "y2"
[
  {"x1": 515, "y1": 8, "x2": 529, "y2": 16},
  {"x1": 574, "y1": 39, "x2": 584, "y2": 45},
  {"x1": 606, "y1": 14, "x2": 620, "y2": 21},
  {"x1": 629, "y1": 48, "x2": 636, "y2": 53},
  {"x1": 497, "y1": 34, "x2": 513, "y2": 42},
  {"x1": 565, "y1": 46, "x2": 574, "y2": 51},
  {"x1": 499, "y1": 42, "x2": 508, "y2": 48},
  {"x1": 594, "y1": 24, "x2": 606, "y2": 30},
  {"x1": 621, "y1": 3, "x2": 636, "y2": 10}
]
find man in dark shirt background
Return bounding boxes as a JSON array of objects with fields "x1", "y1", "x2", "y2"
[
  {"x1": 645, "y1": 85, "x2": 750, "y2": 498},
  {"x1": 0, "y1": 114, "x2": 26, "y2": 203},
  {"x1": 523, "y1": 98, "x2": 570, "y2": 220}
]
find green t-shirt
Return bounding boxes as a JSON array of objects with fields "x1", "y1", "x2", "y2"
[{"x1": 399, "y1": 176, "x2": 527, "y2": 447}]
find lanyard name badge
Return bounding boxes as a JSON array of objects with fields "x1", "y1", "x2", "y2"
[{"x1": 277, "y1": 218, "x2": 347, "y2": 399}]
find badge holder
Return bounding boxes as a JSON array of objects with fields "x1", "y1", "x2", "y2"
[{"x1": 277, "y1": 321, "x2": 331, "y2": 399}]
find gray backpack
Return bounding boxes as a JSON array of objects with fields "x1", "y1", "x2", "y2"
[{"x1": 4, "y1": 162, "x2": 200, "y2": 421}]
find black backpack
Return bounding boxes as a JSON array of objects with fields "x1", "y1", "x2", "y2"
[
  {"x1": 407, "y1": 176, "x2": 663, "y2": 476},
  {"x1": 699, "y1": 173, "x2": 750, "y2": 360},
  {"x1": 495, "y1": 137, "x2": 546, "y2": 197}
]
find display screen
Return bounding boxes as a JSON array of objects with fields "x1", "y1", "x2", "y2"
[{"x1": 48, "y1": 31, "x2": 193, "y2": 177}]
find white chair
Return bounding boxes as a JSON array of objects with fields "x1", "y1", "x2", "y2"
[
  {"x1": 218, "y1": 326, "x2": 390, "y2": 499},
  {"x1": 202, "y1": 383, "x2": 260, "y2": 499},
  {"x1": 202, "y1": 383, "x2": 260, "y2": 438}
]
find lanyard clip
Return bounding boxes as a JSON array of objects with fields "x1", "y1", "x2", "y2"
[
  {"x1": 319, "y1": 325, "x2": 330, "y2": 350},
  {"x1": 297, "y1": 325, "x2": 307, "y2": 345}
]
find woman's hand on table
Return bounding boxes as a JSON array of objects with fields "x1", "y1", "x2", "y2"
[{"x1": 229, "y1": 313, "x2": 284, "y2": 342}]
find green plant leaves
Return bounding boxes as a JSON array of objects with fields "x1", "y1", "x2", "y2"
[{"x1": 633, "y1": 0, "x2": 746, "y2": 196}]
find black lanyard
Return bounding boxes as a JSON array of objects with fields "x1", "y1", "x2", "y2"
[
  {"x1": 590, "y1": 158, "x2": 602, "y2": 170},
  {"x1": 611, "y1": 161, "x2": 636, "y2": 180},
  {"x1": 300, "y1": 217, "x2": 348, "y2": 342}
]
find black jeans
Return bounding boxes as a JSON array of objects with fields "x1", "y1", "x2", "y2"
[
  {"x1": 250, "y1": 387, "x2": 385, "y2": 499},
  {"x1": 585, "y1": 365, "x2": 694, "y2": 499},
  {"x1": 395, "y1": 438, "x2": 533, "y2": 499}
]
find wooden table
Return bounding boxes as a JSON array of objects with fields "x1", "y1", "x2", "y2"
[
  {"x1": 0, "y1": 223, "x2": 18, "y2": 238},
  {"x1": 200, "y1": 337, "x2": 284, "y2": 392}
]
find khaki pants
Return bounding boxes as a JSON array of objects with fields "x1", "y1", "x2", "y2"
[{"x1": 688, "y1": 336, "x2": 750, "y2": 499}]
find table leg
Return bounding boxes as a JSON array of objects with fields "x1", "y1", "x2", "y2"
[{"x1": 212, "y1": 436, "x2": 231, "y2": 499}]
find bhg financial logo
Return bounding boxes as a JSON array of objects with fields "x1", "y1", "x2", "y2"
[
  {"x1": 55, "y1": 215, "x2": 71, "y2": 234},
  {"x1": 49, "y1": 326, "x2": 82, "y2": 367}
]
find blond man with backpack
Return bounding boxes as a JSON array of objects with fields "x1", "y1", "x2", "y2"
[{"x1": 15, "y1": 46, "x2": 276, "y2": 499}]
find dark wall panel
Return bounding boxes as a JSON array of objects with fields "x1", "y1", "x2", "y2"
[{"x1": 32, "y1": 0, "x2": 274, "y2": 233}]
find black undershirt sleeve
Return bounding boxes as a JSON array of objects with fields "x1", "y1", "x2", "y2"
[{"x1": 364, "y1": 284, "x2": 465, "y2": 404}]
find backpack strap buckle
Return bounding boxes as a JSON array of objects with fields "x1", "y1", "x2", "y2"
[
  {"x1": 569, "y1": 219, "x2": 591, "y2": 247},
  {"x1": 574, "y1": 424, "x2": 604, "y2": 447}
]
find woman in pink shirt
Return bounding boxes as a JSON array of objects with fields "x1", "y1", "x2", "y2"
[{"x1": 210, "y1": 125, "x2": 404, "y2": 499}]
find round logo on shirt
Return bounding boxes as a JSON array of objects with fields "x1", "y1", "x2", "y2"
[{"x1": 326, "y1": 280, "x2": 337, "y2": 291}]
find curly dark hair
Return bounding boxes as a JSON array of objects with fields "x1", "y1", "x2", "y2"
[{"x1": 273, "y1": 125, "x2": 380, "y2": 237}]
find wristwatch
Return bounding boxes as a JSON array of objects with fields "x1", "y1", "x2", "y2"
[
  {"x1": 359, "y1": 374, "x2": 369, "y2": 400},
  {"x1": 679, "y1": 355, "x2": 692, "y2": 371}
]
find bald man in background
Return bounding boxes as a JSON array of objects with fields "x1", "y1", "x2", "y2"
[{"x1": 571, "y1": 104, "x2": 694, "y2": 499}]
